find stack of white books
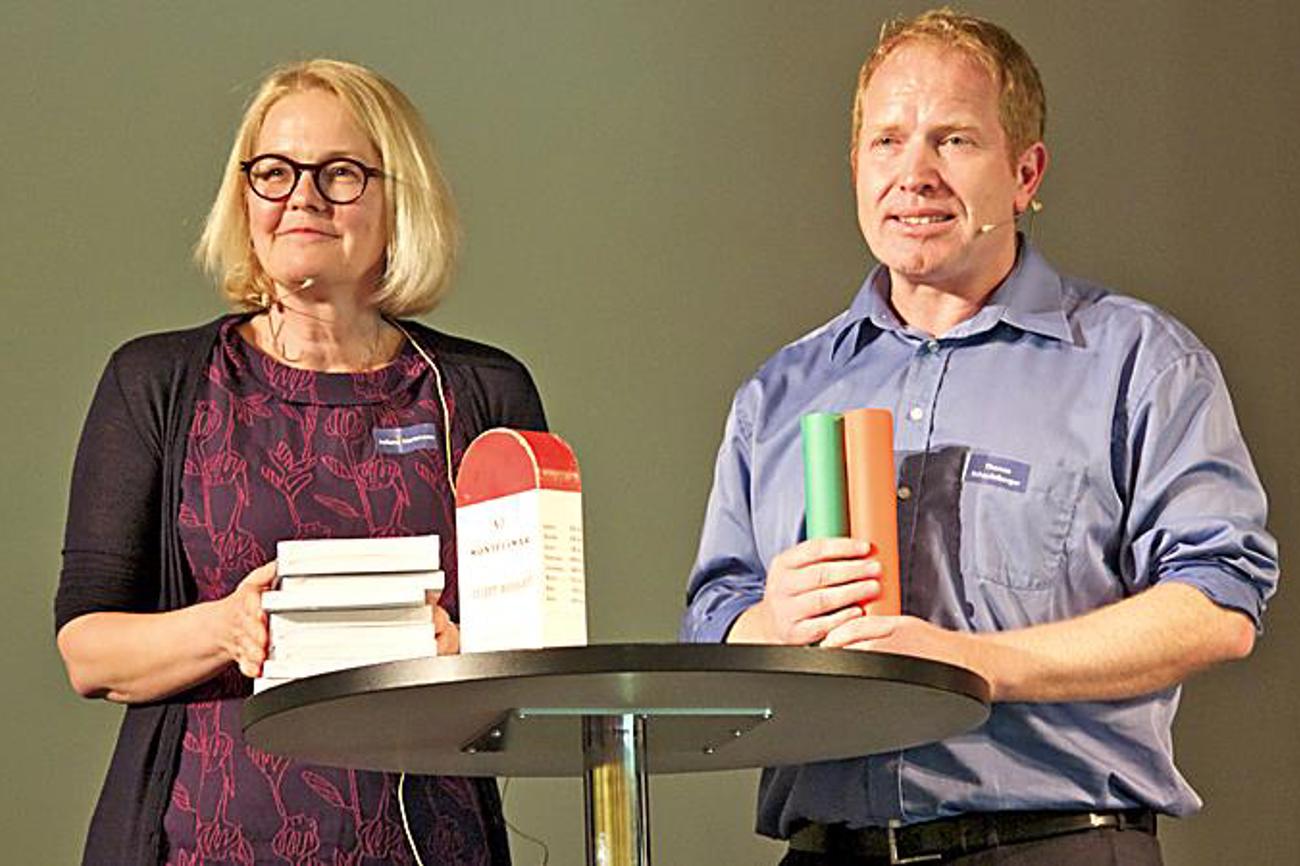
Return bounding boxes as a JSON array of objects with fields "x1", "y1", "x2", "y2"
[{"x1": 254, "y1": 534, "x2": 444, "y2": 693}]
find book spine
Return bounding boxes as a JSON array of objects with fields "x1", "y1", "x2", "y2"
[
  {"x1": 261, "y1": 586, "x2": 428, "y2": 612},
  {"x1": 269, "y1": 606, "x2": 434, "y2": 630},
  {"x1": 276, "y1": 534, "x2": 440, "y2": 576}
]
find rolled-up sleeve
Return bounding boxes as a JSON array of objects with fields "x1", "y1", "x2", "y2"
[
  {"x1": 1123, "y1": 351, "x2": 1279, "y2": 629},
  {"x1": 681, "y1": 387, "x2": 769, "y2": 643}
]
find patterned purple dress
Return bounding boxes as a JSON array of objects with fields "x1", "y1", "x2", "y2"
[{"x1": 162, "y1": 320, "x2": 506, "y2": 866}]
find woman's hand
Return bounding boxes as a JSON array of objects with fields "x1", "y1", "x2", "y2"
[
  {"x1": 432, "y1": 601, "x2": 461, "y2": 655},
  {"x1": 221, "y1": 561, "x2": 278, "y2": 677},
  {"x1": 58, "y1": 559, "x2": 280, "y2": 703}
]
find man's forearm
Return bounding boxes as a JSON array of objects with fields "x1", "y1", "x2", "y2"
[
  {"x1": 961, "y1": 582, "x2": 1254, "y2": 701},
  {"x1": 825, "y1": 581, "x2": 1255, "y2": 702}
]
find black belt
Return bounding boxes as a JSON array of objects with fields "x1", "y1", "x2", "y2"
[{"x1": 788, "y1": 809, "x2": 1156, "y2": 864}]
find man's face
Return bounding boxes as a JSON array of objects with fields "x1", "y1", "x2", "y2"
[{"x1": 853, "y1": 41, "x2": 1043, "y2": 295}]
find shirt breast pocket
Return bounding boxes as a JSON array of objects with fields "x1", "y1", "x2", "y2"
[{"x1": 958, "y1": 457, "x2": 1084, "y2": 590}]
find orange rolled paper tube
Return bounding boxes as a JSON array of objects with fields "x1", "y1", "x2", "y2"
[{"x1": 843, "y1": 408, "x2": 901, "y2": 616}]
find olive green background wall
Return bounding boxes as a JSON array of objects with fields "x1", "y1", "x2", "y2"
[{"x1": 3, "y1": 2, "x2": 1296, "y2": 863}]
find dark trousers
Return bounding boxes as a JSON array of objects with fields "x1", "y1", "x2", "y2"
[{"x1": 779, "y1": 825, "x2": 1163, "y2": 866}]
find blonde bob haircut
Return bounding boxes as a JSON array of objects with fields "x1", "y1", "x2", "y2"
[
  {"x1": 197, "y1": 59, "x2": 459, "y2": 317},
  {"x1": 851, "y1": 8, "x2": 1046, "y2": 167}
]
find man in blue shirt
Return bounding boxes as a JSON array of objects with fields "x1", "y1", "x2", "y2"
[{"x1": 682, "y1": 9, "x2": 1278, "y2": 865}]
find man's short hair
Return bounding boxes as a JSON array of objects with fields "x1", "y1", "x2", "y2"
[
  {"x1": 851, "y1": 8, "x2": 1047, "y2": 164},
  {"x1": 196, "y1": 58, "x2": 459, "y2": 317}
]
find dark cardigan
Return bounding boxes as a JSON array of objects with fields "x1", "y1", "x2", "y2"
[{"x1": 56, "y1": 314, "x2": 546, "y2": 865}]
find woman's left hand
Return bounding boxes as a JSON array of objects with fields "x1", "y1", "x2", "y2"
[{"x1": 433, "y1": 603, "x2": 460, "y2": 655}]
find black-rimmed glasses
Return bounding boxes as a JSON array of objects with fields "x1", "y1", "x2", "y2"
[{"x1": 240, "y1": 153, "x2": 384, "y2": 205}]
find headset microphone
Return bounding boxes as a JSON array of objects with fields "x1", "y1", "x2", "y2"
[
  {"x1": 243, "y1": 276, "x2": 318, "y2": 311},
  {"x1": 977, "y1": 199, "x2": 1043, "y2": 236},
  {"x1": 977, "y1": 218, "x2": 1013, "y2": 236}
]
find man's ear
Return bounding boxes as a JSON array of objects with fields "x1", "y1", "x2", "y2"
[{"x1": 1014, "y1": 141, "x2": 1049, "y2": 213}]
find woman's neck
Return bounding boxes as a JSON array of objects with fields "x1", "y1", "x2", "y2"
[{"x1": 242, "y1": 284, "x2": 402, "y2": 372}]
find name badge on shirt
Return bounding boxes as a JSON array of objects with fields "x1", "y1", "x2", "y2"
[
  {"x1": 373, "y1": 423, "x2": 441, "y2": 455},
  {"x1": 964, "y1": 452, "x2": 1031, "y2": 493}
]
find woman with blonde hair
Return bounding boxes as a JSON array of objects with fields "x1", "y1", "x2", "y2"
[{"x1": 56, "y1": 58, "x2": 540, "y2": 865}]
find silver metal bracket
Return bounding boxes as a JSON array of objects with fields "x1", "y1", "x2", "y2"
[{"x1": 887, "y1": 820, "x2": 943, "y2": 865}]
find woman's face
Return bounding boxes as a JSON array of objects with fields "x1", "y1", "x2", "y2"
[{"x1": 247, "y1": 90, "x2": 388, "y2": 298}]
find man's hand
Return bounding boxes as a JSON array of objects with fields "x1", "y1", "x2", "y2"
[
  {"x1": 728, "y1": 538, "x2": 881, "y2": 645},
  {"x1": 822, "y1": 614, "x2": 987, "y2": 680}
]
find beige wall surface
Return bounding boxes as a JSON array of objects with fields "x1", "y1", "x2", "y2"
[{"x1": 3, "y1": 2, "x2": 1295, "y2": 864}]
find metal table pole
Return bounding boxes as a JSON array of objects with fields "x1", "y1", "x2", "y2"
[{"x1": 583, "y1": 713, "x2": 651, "y2": 866}]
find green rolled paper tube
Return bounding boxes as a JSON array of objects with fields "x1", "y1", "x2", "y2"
[{"x1": 801, "y1": 412, "x2": 849, "y2": 538}]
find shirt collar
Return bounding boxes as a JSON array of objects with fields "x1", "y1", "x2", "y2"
[{"x1": 830, "y1": 236, "x2": 1072, "y2": 362}]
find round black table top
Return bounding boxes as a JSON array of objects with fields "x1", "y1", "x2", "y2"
[{"x1": 243, "y1": 643, "x2": 990, "y2": 777}]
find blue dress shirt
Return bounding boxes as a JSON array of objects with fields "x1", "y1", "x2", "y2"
[{"x1": 681, "y1": 240, "x2": 1278, "y2": 836}]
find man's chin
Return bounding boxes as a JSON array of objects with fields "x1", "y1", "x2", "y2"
[
  {"x1": 876, "y1": 248, "x2": 952, "y2": 285},
  {"x1": 868, "y1": 232, "x2": 948, "y2": 269}
]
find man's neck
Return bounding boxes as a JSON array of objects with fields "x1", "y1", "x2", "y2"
[
  {"x1": 886, "y1": 247, "x2": 1019, "y2": 337},
  {"x1": 888, "y1": 281, "x2": 993, "y2": 337}
]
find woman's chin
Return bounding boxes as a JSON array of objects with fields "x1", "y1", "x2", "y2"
[
  {"x1": 265, "y1": 254, "x2": 333, "y2": 284},
  {"x1": 267, "y1": 269, "x2": 328, "y2": 292}
]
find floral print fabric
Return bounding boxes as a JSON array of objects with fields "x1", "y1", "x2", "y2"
[{"x1": 162, "y1": 320, "x2": 500, "y2": 865}]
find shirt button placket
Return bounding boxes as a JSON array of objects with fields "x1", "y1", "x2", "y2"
[{"x1": 890, "y1": 338, "x2": 946, "y2": 817}]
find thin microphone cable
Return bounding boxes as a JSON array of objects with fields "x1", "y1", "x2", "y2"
[
  {"x1": 389, "y1": 318, "x2": 456, "y2": 498},
  {"x1": 398, "y1": 771, "x2": 426, "y2": 866},
  {"x1": 501, "y1": 777, "x2": 552, "y2": 864},
  {"x1": 388, "y1": 316, "x2": 456, "y2": 866}
]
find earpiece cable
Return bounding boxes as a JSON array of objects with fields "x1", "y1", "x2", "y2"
[{"x1": 389, "y1": 318, "x2": 456, "y2": 498}]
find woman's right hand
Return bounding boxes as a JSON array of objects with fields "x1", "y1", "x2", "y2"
[
  {"x1": 221, "y1": 560, "x2": 278, "y2": 677},
  {"x1": 58, "y1": 559, "x2": 281, "y2": 703}
]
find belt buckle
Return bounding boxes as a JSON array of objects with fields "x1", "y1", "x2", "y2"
[{"x1": 887, "y1": 820, "x2": 943, "y2": 865}]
